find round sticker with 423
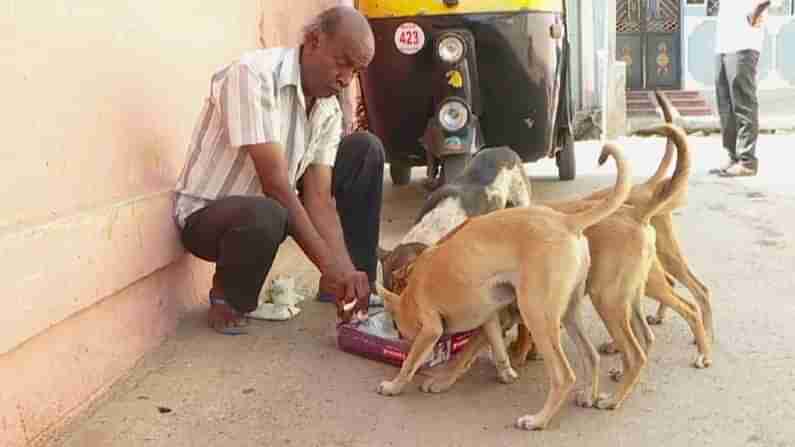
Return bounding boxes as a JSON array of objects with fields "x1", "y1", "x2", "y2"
[{"x1": 394, "y1": 22, "x2": 425, "y2": 55}]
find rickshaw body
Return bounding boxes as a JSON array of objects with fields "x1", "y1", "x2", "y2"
[{"x1": 354, "y1": 0, "x2": 576, "y2": 185}]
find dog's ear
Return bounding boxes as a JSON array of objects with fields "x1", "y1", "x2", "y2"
[{"x1": 391, "y1": 263, "x2": 414, "y2": 295}]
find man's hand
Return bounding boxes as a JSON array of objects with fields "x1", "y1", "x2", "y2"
[
  {"x1": 322, "y1": 263, "x2": 370, "y2": 321},
  {"x1": 748, "y1": 0, "x2": 771, "y2": 28},
  {"x1": 301, "y1": 164, "x2": 371, "y2": 320}
]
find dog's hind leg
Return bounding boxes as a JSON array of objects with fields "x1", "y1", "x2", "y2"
[
  {"x1": 562, "y1": 281, "x2": 602, "y2": 408},
  {"x1": 593, "y1": 287, "x2": 648, "y2": 410},
  {"x1": 650, "y1": 215, "x2": 713, "y2": 340},
  {"x1": 654, "y1": 215, "x2": 710, "y2": 298},
  {"x1": 631, "y1": 298, "x2": 655, "y2": 354},
  {"x1": 603, "y1": 299, "x2": 654, "y2": 357},
  {"x1": 645, "y1": 258, "x2": 712, "y2": 369},
  {"x1": 646, "y1": 271, "x2": 676, "y2": 325},
  {"x1": 515, "y1": 284, "x2": 577, "y2": 430},
  {"x1": 610, "y1": 295, "x2": 656, "y2": 382},
  {"x1": 510, "y1": 323, "x2": 539, "y2": 366}
]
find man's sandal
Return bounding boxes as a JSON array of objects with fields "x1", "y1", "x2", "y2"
[
  {"x1": 208, "y1": 297, "x2": 250, "y2": 335},
  {"x1": 316, "y1": 290, "x2": 337, "y2": 303}
]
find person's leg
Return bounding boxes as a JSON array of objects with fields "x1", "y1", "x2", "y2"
[
  {"x1": 181, "y1": 195, "x2": 289, "y2": 333},
  {"x1": 317, "y1": 131, "x2": 385, "y2": 301},
  {"x1": 722, "y1": 49, "x2": 760, "y2": 176},
  {"x1": 713, "y1": 53, "x2": 738, "y2": 172}
]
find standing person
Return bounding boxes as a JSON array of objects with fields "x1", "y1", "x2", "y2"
[
  {"x1": 711, "y1": 0, "x2": 771, "y2": 177},
  {"x1": 173, "y1": 6, "x2": 384, "y2": 334}
]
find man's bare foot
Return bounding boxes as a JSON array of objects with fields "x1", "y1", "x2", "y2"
[{"x1": 208, "y1": 298, "x2": 249, "y2": 335}]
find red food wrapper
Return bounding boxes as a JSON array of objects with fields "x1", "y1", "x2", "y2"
[{"x1": 336, "y1": 309, "x2": 477, "y2": 369}]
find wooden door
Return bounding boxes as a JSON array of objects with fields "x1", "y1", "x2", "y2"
[{"x1": 617, "y1": 0, "x2": 682, "y2": 89}]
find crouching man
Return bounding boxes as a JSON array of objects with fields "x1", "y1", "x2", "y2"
[{"x1": 173, "y1": 6, "x2": 384, "y2": 334}]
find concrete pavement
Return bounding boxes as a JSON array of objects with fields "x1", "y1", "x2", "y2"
[
  {"x1": 628, "y1": 88, "x2": 795, "y2": 135},
  {"x1": 52, "y1": 134, "x2": 795, "y2": 447}
]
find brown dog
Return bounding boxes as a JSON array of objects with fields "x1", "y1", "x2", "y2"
[
  {"x1": 541, "y1": 122, "x2": 712, "y2": 367},
  {"x1": 583, "y1": 91, "x2": 713, "y2": 340},
  {"x1": 413, "y1": 124, "x2": 711, "y2": 415},
  {"x1": 375, "y1": 143, "x2": 632, "y2": 431}
]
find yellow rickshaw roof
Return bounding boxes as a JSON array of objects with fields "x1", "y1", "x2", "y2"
[{"x1": 355, "y1": 0, "x2": 563, "y2": 18}]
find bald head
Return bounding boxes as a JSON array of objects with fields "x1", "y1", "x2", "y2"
[
  {"x1": 303, "y1": 6, "x2": 374, "y2": 66},
  {"x1": 300, "y1": 6, "x2": 375, "y2": 98}
]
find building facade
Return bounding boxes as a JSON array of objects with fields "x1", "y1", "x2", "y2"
[
  {"x1": 616, "y1": 0, "x2": 795, "y2": 91},
  {"x1": 0, "y1": 2, "x2": 349, "y2": 446}
]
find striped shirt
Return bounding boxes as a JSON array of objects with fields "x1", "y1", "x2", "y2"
[{"x1": 173, "y1": 47, "x2": 343, "y2": 228}]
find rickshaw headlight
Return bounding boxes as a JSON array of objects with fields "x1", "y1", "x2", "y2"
[
  {"x1": 437, "y1": 35, "x2": 465, "y2": 64},
  {"x1": 438, "y1": 100, "x2": 469, "y2": 132}
]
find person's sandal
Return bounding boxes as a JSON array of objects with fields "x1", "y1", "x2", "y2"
[
  {"x1": 718, "y1": 163, "x2": 758, "y2": 177},
  {"x1": 709, "y1": 158, "x2": 738, "y2": 175},
  {"x1": 316, "y1": 290, "x2": 337, "y2": 303},
  {"x1": 208, "y1": 297, "x2": 250, "y2": 335}
]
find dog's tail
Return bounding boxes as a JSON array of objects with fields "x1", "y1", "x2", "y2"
[
  {"x1": 631, "y1": 123, "x2": 691, "y2": 224},
  {"x1": 564, "y1": 143, "x2": 632, "y2": 234},
  {"x1": 583, "y1": 90, "x2": 675, "y2": 204},
  {"x1": 644, "y1": 90, "x2": 676, "y2": 186}
]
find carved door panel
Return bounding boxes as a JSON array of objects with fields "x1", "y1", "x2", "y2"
[{"x1": 617, "y1": 0, "x2": 682, "y2": 89}]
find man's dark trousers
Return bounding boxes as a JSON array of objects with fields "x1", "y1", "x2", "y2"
[
  {"x1": 180, "y1": 132, "x2": 385, "y2": 313},
  {"x1": 715, "y1": 49, "x2": 760, "y2": 168}
]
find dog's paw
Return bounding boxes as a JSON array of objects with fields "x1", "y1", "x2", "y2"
[
  {"x1": 377, "y1": 380, "x2": 403, "y2": 396},
  {"x1": 509, "y1": 350, "x2": 542, "y2": 367},
  {"x1": 578, "y1": 391, "x2": 609, "y2": 408},
  {"x1": 509, "y1": 353, "x2": 527, "y2": 368},
  {"x1": 608, "y1": 367, "x2": 624, "y2": 382},
  {"x1": 509, "y1": 342, "x2": 543, "y2": 366},
  {"x1": 575, "y1": 390, "x2": 596, "y2": 408},
  {"x1": 594, "y1": 394, "x2": 621, "y2": 411},
  {"x1": 599, "y1": 341, "x2": 620, "y2": 355},
  {"x1": 646, "y1": 314, "x2": 664, "y2": 325},
  {"x1": 528, "y1": 350, "x2": 543, "y2": 361},
  {"x1": 420, "y1": 376, "x2": 455, "y2": 394},
  {"x1": 693, "y1": 354, "x2": 713, "y2": 369},
  {"x1": 497, "y1": 366, "x2": 519, "y2": 384},
  {"x1": 516, "y1": 414, "x2": 547, "y2": 431}
]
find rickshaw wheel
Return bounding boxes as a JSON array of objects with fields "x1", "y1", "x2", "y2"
[
  {"x1": 389, "y1": 162, "x2": 412, "y2": 186},
  {"x1": 442, "y1": 154, "x2": 470, "y2": 184},
  {"x1": 556, "y1": 132, "x2": 576, "y2": 181}
]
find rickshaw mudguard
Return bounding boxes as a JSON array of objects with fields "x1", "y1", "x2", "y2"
[{"x1": 357, "y1": 8, "x2": 567, "y2": 167}]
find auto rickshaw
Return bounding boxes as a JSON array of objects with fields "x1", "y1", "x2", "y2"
[{"x1": 353, "y1": 0, "x2": 576, "y2": 186}]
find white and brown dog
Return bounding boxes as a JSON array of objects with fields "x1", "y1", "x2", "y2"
[{"x1": 379, "y1": 146, "x2": 532, "y2": 291}]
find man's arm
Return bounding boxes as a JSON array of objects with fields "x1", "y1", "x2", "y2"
[
  {"x1": 300, "y1": 164, "x2": 356, "y2": 273},
  {"x1": 301, "y1": 163, "x2": 371, "y2": 311},
  {"x1": 245, "y1": 142, "x2": 336, "y2": 273},
  {"x1": 749, "y1": 0, "x2": 772, "y2": 27},
  {"x1": 337, "y1": 83, "x2": 356, "y2": 136},
  {"x1": 245, "y1": 142, "x2": 369, "y2": 305}
]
